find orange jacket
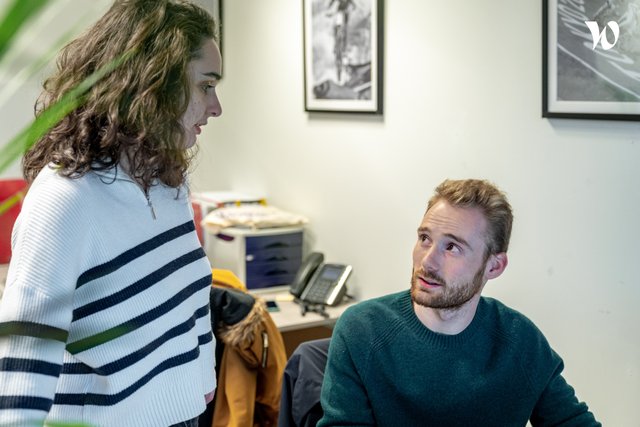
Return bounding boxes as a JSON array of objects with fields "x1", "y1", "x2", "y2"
[{"x1": 212, "y1": 294, "x2": 286, "y2": 427}]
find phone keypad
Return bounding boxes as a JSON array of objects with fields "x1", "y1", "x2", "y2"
[{"x1": 306, "y1": 279, "x2": 334, "y2": 303}]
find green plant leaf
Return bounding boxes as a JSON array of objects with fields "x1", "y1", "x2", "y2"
[
  {"x1": 0, "y1": 189, "x2": 25, "y2": 216},
  {"x1": 0, "y1": 15, "x2": 88, "y2": 106},
  {"x1": 0, "y1": 0, "x2": 49, "y2": 61},
  {"x1": 0, "y1": 48, "x2": 135, "y2": 175},
  {"x1": 0, "y1": 1, "x2": 134, "y2": 220}
]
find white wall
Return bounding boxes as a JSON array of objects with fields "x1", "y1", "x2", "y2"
[{"x1": 192, "y1": 0, "x2": 639, "y2": 425}]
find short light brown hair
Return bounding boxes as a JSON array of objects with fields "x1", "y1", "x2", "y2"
[{"x1": 427, "y1": 179, "x2": 513, "y2": 255}]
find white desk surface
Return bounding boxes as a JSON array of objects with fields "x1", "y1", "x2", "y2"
[{"x1": 251, "y1": 287, "x2": 356, "y2": 332}]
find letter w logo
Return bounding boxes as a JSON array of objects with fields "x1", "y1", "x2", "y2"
[{"x1": 584, "y1": 21, "x2": 620, "y2": 50}]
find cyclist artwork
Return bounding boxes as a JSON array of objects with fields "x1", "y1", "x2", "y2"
[
  {"x1": 303, "y1": 0, "x2": 383, "y2": 113},
  {"x1": 326, "y1": 0, "x2": 356, "y2": 83}
]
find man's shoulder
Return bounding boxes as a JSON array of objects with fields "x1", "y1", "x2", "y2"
[
  {"x1": 339, "y1": 290, "x2": 409, "y2": 327},
  {"x1": 348, "y1": 289, "x2": 408, "y2": 312},
  {"x1": 333, "y1": 290, "x2": 410, "y2": 351},
  {"x1": 482, "y1": 296, "x2": 535, "y2": 322},
  {"x1": 481, "y1": 296, "x2": 548, "y2": 345}
]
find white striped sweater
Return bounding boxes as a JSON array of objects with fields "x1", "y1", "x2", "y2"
[{"x1": 0, "y1": 165, "x2": 215, "y2": 426}]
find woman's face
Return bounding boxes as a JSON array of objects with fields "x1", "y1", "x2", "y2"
[{"x1": 181, "y1": 39, "x2": 222, "y2": 149}]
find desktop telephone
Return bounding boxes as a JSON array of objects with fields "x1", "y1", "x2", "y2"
[{"x1": 290, "y1": 252, "x2": 352, "y2": 306}]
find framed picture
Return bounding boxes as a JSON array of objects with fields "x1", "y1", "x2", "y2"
[
  {"x1": 543, "y1": 0, "x2": 640, "y2": 121},
  {"x1": 303, "y1": 0, "x2": 384, "y2": 114}
]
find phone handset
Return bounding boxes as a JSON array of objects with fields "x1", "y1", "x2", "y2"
[
  {"x1": 290, "y1": 252, "x2": 352, "y2": 307},
  {"x1": 290, "y1": 252, "x2": 324, "y2": 298}
]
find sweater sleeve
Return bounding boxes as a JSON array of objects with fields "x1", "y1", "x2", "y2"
[
  {"x1": 317, "y1": 308, "x2": 375, "y2": 426},
  {"x1": 519, "y1": 318, "x2": 601, "y2": 427},
  {"x1": 0, "y1": 171, "x2": 88, "y2": 426},
  {"x1": 529, "y1": 358, "x2": 601, "y2": 427}
]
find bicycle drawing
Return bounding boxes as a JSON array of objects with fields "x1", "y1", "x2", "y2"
[{"x1": 303, "y1": 0, "x2": 383, "y2": 113}]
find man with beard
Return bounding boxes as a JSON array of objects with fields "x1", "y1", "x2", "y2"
[{"x1": 318, "y1": 179, "x2": 600, "y2": 426}]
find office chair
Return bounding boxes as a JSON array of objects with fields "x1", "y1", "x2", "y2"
[{"x1": 278, "y1": 338, "x2": 331, "y2": 427}]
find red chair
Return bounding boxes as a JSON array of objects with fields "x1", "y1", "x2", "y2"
[{"x1": 0, "y1": 179, "x2": 28, "y2": 263}]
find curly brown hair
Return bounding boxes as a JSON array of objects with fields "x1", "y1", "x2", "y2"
[{"x1": 23, "y1": 0, "x2": 217, "y2": 191}]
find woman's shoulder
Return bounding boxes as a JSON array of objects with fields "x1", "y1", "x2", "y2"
[
  {"x1": 23, "y1": 166, "x2": 102, "y2": 216},
  {"x1": 34, "y1": 164, "x2": 115, "y2": 193}
]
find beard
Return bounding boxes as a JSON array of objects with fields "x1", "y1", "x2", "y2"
[{"x1": 410, "y1": 263, "x2": 486, "y2": 310}]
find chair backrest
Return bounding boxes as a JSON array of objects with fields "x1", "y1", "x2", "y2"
[{"x1": 279, "y1": 338, "x2": 331, "y2": 427}]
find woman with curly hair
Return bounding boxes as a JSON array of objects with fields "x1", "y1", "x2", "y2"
[{"x1": 0, "y1": 0, "x2": 222, "y2": 425}]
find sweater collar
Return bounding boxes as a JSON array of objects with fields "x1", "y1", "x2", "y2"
[
  {"x1": 92, "y1": 164, "x2": 135, "y2": 183},
  {"x1": 401, "y1": 290, "x2": 488, "y2": 347}
]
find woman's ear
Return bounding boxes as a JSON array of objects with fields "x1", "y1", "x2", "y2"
[{"x1": 485, "y1": 252, "x2": 508, "y2": 280}]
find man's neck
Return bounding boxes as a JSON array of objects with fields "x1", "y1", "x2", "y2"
[{"x1": 413, "y1": 294, "x2": 482, "y2": 335}]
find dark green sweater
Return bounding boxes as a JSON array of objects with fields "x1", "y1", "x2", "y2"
[{"x1": 319, "y1": 291, "x2": 600, "y2": 426}]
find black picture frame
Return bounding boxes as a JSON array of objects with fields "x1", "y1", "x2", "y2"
[
  {"x1": 542, "y1": 0, "x2": 640, "y2": 121},
  {"x1": 303, "y1": 0, "x2": 384, "y2": 114}
]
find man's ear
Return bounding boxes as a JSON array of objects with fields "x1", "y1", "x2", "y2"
[{"x1": 485, "y1": 252, "x2": 508, "y2": 280}]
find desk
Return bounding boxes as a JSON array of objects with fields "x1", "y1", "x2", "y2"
[
  {"x1": 253, "y1": 287, "x2": 355, "y2": 332},
  {"x1": 251, "y1": 286, "x2": 356, "y2": 357}
]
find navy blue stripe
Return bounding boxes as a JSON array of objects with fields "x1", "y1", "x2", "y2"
[
  {"x1": 66, "y1": 275, "x2": 212, "y2": 354},
  {"x1": 0, "y1": 395, "x2": 52, "y2": 411},
  {"x1": 0, "y1": 321, "x2": 68, "y2": 342},
  {"x1": 198, "y1": 331, "x2": 213, "y2": 346},
  {"x1": 54, "y1": 346, "x2": 201, "y2": 406},
  {"x1": 0, "y1": 357, "x2": 61, "y2": 377},
  {"x1": 63, "y1": 304, "x2": 209, "y2": 375},
  {"x1": 73, "y1": 247, "x2": 206, "y2": 321},
  {"x1": 76, "y1": 221, "x2": 195, "y2": 288}
]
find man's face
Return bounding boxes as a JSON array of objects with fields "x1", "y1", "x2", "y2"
[{"x1": 411, "y1": 200, "x2": 491, "y2": 310}]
